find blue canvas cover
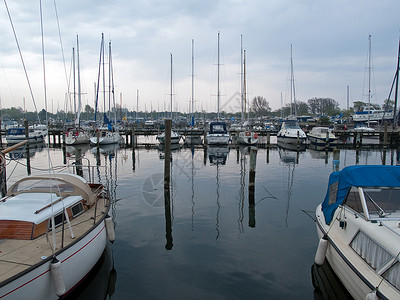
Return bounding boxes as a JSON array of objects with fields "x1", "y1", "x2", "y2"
[{"x1": 321, "y1": 165, "x2": 400, "y2": 224}]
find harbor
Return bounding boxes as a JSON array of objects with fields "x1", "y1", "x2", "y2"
[{"x1": 0, "y1": 135, "x2": 399, "y2": 299}]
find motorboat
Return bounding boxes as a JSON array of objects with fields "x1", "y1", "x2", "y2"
[
  {"x1": 315, "y1": 165, "x2": 400, "y2": 300},
  {"x1": 6, "y1": 127, "x2": 47, "y2": 144},
  {"x1": 307, "y1": 127, "x2": 338, "y2": 147},
  {"x1": 206, "y1": 121, "x2": 230, "y2": 145},
  {"x1": 0, "y1": 173, "x2": 115, "y2": 299},
  {"x1": 236, "y1": 130, "x2": 258, "y2": 146},
  {"x1": 156, "y1": 130, "x2": 181, "y2": 144},
  {"x1": 352, "y1": 106, "x2": 393, "y2": 123},
  {"x1": 277, "y1": 119, "x2": 307, "y2": 145}
]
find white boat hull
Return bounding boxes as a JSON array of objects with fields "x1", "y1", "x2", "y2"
[
  {"x1": 90, "y1": 131, "x2": 120, "y2": 145},
  {"x1": 65, "y1": 132, "x2": 90, "y2": 145},
  {"x1": 206, "y1": 134, "x2": 230, "y2": 145},
  {"x1": 6, "y1": 131, "x2": 46, "y2": 144},
  {"x1": 236, "y1": 131, "x2": 258, "y2": 145},
  {"x1": 0, "y1": 220, "x2": 107, "y2": 299}
]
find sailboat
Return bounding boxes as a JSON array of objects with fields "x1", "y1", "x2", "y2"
[
  {"x1": 206, "y1": 32, "x2": 230, "y2": 145},
  {"x1": 90, "y1": 36, "x2": 121, "y2": 145},
  {"x1": 237, "y1": 44, "x2": 258, "y2": 145},
  {"x1": 65, "y1": 35, "x2": 90, "y2": 145},
  {"x1": 0, "y1": 4, "x2": 115, "y2": 298},
  {"x1": 156, "y1": 53, "x2": 181, "y2": 145},
  {"x1": 185, "y1": 39, "x2": 202, "y2": 145},
  {"x1": 277, "y1": 44, "x2": 306, "y2": 145}
]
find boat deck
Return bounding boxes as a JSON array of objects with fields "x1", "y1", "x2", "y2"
[{"x1": 0, "y1": 199, "x2": 108, "y2": 284}]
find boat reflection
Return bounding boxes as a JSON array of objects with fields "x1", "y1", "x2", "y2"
[
  {"x1": 65, "y1": 143, "x2": 91, "y2": 157},
  {"x1": 311, "y1": 262, "x2": 352, "y2": 300},
  {"x1": 208, "y1": 145, "x2": 230, "y2": 165},
  {"x1": 91, "y1": 143, "x2": 120, "y2": 157},
  {"x1": 7, "y1": 141, "x2": 45, "y2": 160}
]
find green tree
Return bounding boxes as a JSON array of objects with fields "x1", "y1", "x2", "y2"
[{"x1": 251, "y1": 96, "x2": 271, "y2": 117}]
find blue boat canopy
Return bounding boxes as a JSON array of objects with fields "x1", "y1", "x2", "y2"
[{"x1": 321, "y1": 165, "x2": 400, "y2": 224}]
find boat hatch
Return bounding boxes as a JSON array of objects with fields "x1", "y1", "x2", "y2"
[
  {"x1": 345, "y1": 187, "x2": 400, "y2": 220},
  {"x1": 350, "y1": 230, "x2": 392, "y2": 271},
  {"x1": 382, "y1": 261, "x2": 400, "y2": 291}
]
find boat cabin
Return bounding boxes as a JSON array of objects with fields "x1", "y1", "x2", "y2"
[{"x1": 209, "y1": 122, "x2": 227, "y2": 134}]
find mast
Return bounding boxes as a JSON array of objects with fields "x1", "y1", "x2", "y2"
[
  {"x1": 191, "y1": 39, "x2": 195, "y2": 127},
  {"x1": 290, "y1": 44, "x2": 297, "y2": 116},
  {"x1": 240, "y1": 34, "x2": 244, "y2": 123},
  {"x1": 72, "y1": 46, "x2": 76, "y2": 120},
  {"x1": 76, "y1": 35, "x2": 82, "y2": 127},
  {"x1": 368, "y1": 35, "x2": 372, "y2": 127},
  {"x1": 136, "y1": 89, "x2": 139, "y2": 122},
  {"x1": 394, "y1": 37, "x2": 400, "y2": 122},
  {"x1": 217, "y1": 32, "x2": 220, "y2": 121},
  {"x1": 170, "y1": 53, "x2": 173, "y2": 119},
  {"x1": 244, "y1": 49, "x2": 247, "y2": 121}
]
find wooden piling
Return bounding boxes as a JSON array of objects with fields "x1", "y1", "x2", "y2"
[
  {"x1": 384, "y1": 122, "x2": 388, "y2": 149},
  {"x1": 248, "y1": 148, "x2": 257, "y2": 228},
  {"x1": 24, "y1": 120, "x2": 31, "y2": 175}
]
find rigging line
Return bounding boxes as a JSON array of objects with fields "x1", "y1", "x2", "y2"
[
  {"x1": 3, "y1": 0, "x2": 40, "y2": 122},
  {"x1": 52, "y1": 0, "x2": 71, "y2": 109}
]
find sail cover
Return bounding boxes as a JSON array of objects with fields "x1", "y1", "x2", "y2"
[{"x1": 321, "y1": 165, "x2": 400, "y2": 224}]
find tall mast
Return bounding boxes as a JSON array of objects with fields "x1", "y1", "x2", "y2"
[
  {"x1": 170, "y1": 53, "x2": 173, "y2": 119},
  {"x1": 191, "y1": 39, "x2": 195, "y2": 127},
  {"x1": 108, "y1": 40, "x2": 112, "y2": 120},
  {"x1": 76, "y1": 35, "x2": 81, "y2": 127},
  {"x1": 394, "y1": 37, "x2": 400, "y2": 122},
  {"x1": 217, "y1": 32, "x2": 220, "y2": 121},
  {"x1": 290, "y1": 44, "x2": 297, "y2": 116},
  {"x1": 368, "y1": 35, "x2": 372, "y2": 127},
  {"x1": 244, "y1": 49, "x2": 247, "y2": 120},
  {"x1": 136, "y1": 89, "x2": 139, "y2": 121},
  {"x1": 240, "y1": 34, "x2": 244, "y2": 123},
  {"x1": 72, "y1": 46, "x2": 76, "y2": 119}
]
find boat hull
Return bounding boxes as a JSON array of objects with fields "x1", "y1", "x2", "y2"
[
  {"x1": 206, "y1": 134, "x2": 230, "y2": 145},
  {"x1": 90, "y1": 131, "x2": 121, "y2": 145},
  {"x1": 315, "y1": 203, "x2": 398, "y2": 300},
  {"x1": 308, "y1": 135, "x2": 338, "y2": 146},
  {"x1": 236, "y1": 131, "x2": 258, "y2": 145},
  {"x1": 0, "y1": 220, "x2": 108, "y2": 299}
]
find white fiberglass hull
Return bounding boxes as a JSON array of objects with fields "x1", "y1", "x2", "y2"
[
  {"x1": 0, "y1": 220, "x2": 108, "y2": 299},
  {"x1": 90, "y1": 131, "x2": 121, "y2": 145},
  {"x1": 206, "y1": 134, "x2": 230, "y2": 145},
  {"x1": 237, "y1": 131, "x2": 258, "y2": 145},
  {"x1": 315, "y1": 204, "x2": 399, "y2": 300},
  {"x1": 65, "y1": 132, "x2": 90, "y2": 145},
  {"x1": 6, "y1": 131, "x2": 46, "y2": 144},
  {"x1": 156, "y1": 131, "x2": 181, "y2": 144}
]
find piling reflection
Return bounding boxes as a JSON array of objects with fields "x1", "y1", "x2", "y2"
[
  {"x1": 7, "y1": 141, "x2": 45, "y2": 160},
  {"x1": 248, "y1": 148, "x2": 257, "y2": 228}
]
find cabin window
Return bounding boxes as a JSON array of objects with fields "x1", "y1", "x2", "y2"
[
  {"x1": 49, "y1": 212, "x2": 64, "y2": 228},
  {"x1": 382, "y1": 261, "x2": 400, "y2": 291},
  {"x1": 71, "y1": 202, "x2": 84, "y2": 217},
  {"x1": 350, "y1": 231, "x2": 392, "y2": 270}
]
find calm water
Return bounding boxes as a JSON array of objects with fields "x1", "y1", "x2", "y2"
[{"x1": 5, "y1": 142, "x2": 399, "y2": 299}]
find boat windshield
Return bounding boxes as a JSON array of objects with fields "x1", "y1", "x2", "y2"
[
  {"x1": 11, "y1": 179, "x2": 75, "y2": 194},
  {"x1": 284, "y1": 121, "x2": 301, "y2": 130},
  {"x1": 210, "y1": 124, "x2": 227, "y2": 134},
  {"x1": 345, "y1": 187, "x2": 400, "y2": 218}
]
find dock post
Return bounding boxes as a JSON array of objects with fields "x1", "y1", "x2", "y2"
[
  {"x1": 267, "y1": 131, "x2": 270, "y2": 147},
  {"x1": 24, "y1": 119, "x2": 31, "y2": 175},
  {"x1": 297, "y1": 131, "x2": 300, "y2": 149},
  {"x1": 75, "y1": 148, "x2": 83, "y2": 177},
  {"x1": 384, "y1": 122, "x2": 388, "y2": 150},
  {"x1": 248, "y1": 148, "x2": 257, "y2": 228},
  {"x1": 325, "y1": 131, "x2": 329, "y2": 151},
  {"x1": 164, "y1": 119, "x2": 173, "y2": 250}
]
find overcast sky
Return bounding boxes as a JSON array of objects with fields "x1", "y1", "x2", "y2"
[{"x1": 0, "y1": 0, "x2": 399, "y2": 115}]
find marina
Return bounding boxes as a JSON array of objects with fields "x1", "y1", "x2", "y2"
[{"x1": 1, "y1": 137, "x2": 400, "y2": 299}]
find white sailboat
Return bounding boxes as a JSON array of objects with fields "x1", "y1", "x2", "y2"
[
  {"x1": 277, "y1": 45, "x2": 306, "y2": 145},
  {"x1": 66, "y1": 35, "x2": 90, "y2": 146},
  {"x1": 237, "y1": 42, "x2": 258, "y2": 146},
  {"x1": 90, "y1": 36, "x2": 121, "y2": 146},
  {"x1": 206, "y1": 32, "x2": 230, "y2": 145},
  {"x1": 157, "y1": 53, "x2": 181, "y2": 145}
]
